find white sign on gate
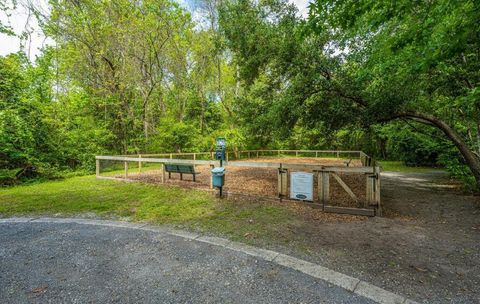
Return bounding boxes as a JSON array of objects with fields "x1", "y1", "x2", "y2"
[{"x1": 290, "y1": 172, "x2": 314, "y2": 201}]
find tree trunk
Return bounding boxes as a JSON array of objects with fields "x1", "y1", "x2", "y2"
[
  {"x1": 199, "y1": 90, "x2": 205, "y2": 133},
  {"x1": 143, "y1": 98, "x2": 149, "y2": 141},
  {"x1": 393, "y1": 111, "x2": 480, "y2": 190},
  {"x1": 235, "y1": 64, "x2": 240, "y2": 97},
  {"x1": 477, "y1": 126, "x2": 480, "y2": 157},
  {"x1": 476, "y1": 111, "x2": 480, "y2": 157},
  {"x1": 143, "y1": 118, "x2": 149, "y2": 141}
]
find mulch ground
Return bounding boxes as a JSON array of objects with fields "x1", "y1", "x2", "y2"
[{"x1": 121, "y1": 157, "x2": 369, "y2": 209}]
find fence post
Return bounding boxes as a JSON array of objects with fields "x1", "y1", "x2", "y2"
[
  {"x1": 366, "y1": 175, "x2": 372, "y2": 206},
  {"x1": 226, "y1": 152, "x2": 229, "y2": 161},
  {"x1": 138, "y1": 154, "x2": 142, "y2": 172},
  {"x1": 96, "y1": 159, "x2": 100, "y2": 177},
  {"x1": 170, "y1": 153, "x2": 173, "y2": 159},
  {"x1": 256, "y1": 151, "x2": 259, "y2": 158},
  {"x1": 296, "y1": 151, "x2": 299, "y2": 157},
  {"x1": 161, "y1": 164, "x2": 165, "y2": 183},
  {"x1": 210, "y1": 164, "x2": 214, "y2": 189},
  {"x1": 318, "y1": 171, "x2": 329, "y2": 209},
  {"x1": 277, "y1": 165, "x2": 288, "y2": 198},
  {"x1": 375, "y1": 166, "x2": 382, "y2": 216},
  {"x1": 193, "y1": 153, "x2": 196, "y2": 161},
  {"x1": 278, "y1": 167, "x2": 282, "y2": 198},
  {"x1": 124, "y1": 162, "x2": 128, "y2": 179}
]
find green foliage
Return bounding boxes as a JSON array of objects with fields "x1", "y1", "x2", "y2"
[
  {"x1": 0, "y1": 168, "x2": 18, "y2": 186},
  {"x1": 380, "y1": 125, "x2": 441, "y2": 167},
  {"x1": 220, "y1": 0, "x2": 480, "y2": 188},
  {"x1": 2, "y1": 0, "x2": 479, "y2": 190},
  {"x1": 0, "y1": 0, "x2": 16, "y2": 36},
  {"x1": 0, "y1": 0, "x2": 238, "y2": 182},
  {"x1": 0, "y1": 109, "x2": 35, "y2": 167},
  {"x1": 147, "y1": 119, "x2": 200, "y2": 153},
  {"x1": 438, "y1": 150, "x2": 477, "y2": 191}
]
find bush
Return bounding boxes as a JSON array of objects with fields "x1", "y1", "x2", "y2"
[
  {"x1": 146, "y1": 119, "x2": 200, "y2": 153},
  {"x1": 0, "y1": 168, "x2": 19, "y2": 186},
  {"x1": 385, "y1": 126, "x2": 440, "y2": 167},
  {"x1": 438, "y1": 150, "x2": 477, "y2": 192}
]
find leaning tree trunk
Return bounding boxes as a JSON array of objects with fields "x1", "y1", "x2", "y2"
[{"x1": 396, "y1": 111, "x2": 480, "y2": 191}]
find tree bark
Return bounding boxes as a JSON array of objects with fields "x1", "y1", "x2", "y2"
[
  {"x1": 477, "y1": 122, "x2": 480, "y2": 157},
  {"x1": 389, "y1": 111, "x2": 480, "y2": 190},
  {"x1": 476, "y1": 108, "x2": 480, "y2": 157}
]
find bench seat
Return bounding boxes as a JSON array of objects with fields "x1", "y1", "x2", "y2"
[{"x1": 164, "y1": 164, "x2": 200, "y2": 181}]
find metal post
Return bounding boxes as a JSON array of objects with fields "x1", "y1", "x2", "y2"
[{"x1": 124, "y1": 162, "x2": 128, "y2": 179}]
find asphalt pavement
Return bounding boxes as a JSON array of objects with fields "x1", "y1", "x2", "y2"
[{"x1": 0, "y1": 220, "x2": 375, "y2": 303}]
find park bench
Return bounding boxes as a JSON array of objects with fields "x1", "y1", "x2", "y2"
[{"x1": 164, "y1": 164, "x2": 200, "y2": 182}]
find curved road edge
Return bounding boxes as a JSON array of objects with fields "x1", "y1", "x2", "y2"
[{"x1": 0, "y1": 217, "x2": 418, "y2": 304}]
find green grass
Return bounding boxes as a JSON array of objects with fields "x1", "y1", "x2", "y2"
[
  {"x1": 378, "y1": 161, "x2": 443, "y2": 173},
  {"x1": 0, "y1": 175, "x2": 301, "y2": 244},
  {"x1": 0, "y1": 175, "x2": 217, "y2": 222}
]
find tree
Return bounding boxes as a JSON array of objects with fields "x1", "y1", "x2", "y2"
[
  {"x1": 0, "y1": 0, "x2": 16, "y2": 36},
  {"x1": 304, "y1": 0, "x2": 480, "y2": 189},
  {"x1": 45, "y1": 0, "x2": 194, "y2": 153}
]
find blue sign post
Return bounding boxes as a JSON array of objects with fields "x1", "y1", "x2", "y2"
[
  {"x1": 215, "y1": 137, "x2": 226, "y2": 164},
  {"x1": 213, "y1": 137, "x2": 226, "y2": 197}
]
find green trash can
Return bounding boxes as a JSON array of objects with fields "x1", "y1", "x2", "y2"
[{"x1": 211, "y1": 167, "x2": 225, "y2": 187}]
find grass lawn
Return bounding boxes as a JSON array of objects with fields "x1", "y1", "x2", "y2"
[
  {"x1": 0, "y1": 175, "x2": 317, "y2": 244},
  {"x1": 378, "y1": 160, "x2": 443, "y2": 173}
]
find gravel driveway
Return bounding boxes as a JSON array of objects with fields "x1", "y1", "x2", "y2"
[{"x1": 0, "y1": 221, "x2": 374, "y2": 304}]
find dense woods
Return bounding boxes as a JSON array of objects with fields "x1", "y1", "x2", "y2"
[{"x1": 1, "y1": 0, "x2": 479, "y2": 190}]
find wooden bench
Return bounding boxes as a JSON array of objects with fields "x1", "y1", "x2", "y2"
[{"x1": 164, "y1": 164, "x2": 200, "y2": 181}]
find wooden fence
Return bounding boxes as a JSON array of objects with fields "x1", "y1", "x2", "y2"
[
  {"x1": 96, "y1": 150, "x2": 381, "y2": 216},
  {"x1": 120, "y1": 149, "x2": 373, "y2": 165}
]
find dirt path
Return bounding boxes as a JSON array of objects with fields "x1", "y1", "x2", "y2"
[
  {"x1": 266, "y1": 171, "x2": 479, "y2": 303},
  {"x1": 379, "y1": 171, "x2": 479, "y2": 302}
]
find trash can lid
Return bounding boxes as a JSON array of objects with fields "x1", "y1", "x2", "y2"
[{"x1": 211, "y1": 167, "x2": 225, "y2": 173}]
